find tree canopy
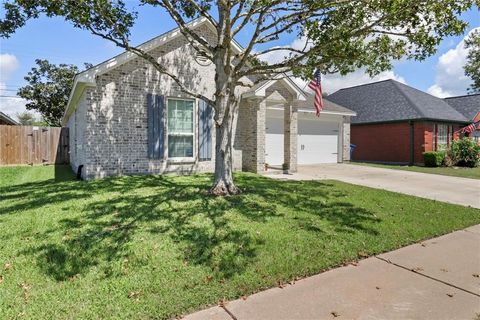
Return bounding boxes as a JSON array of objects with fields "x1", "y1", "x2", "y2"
[
  {"x1": 464, "y1": 29, "x2": 480, "y2": 93},
  {"x1": 15, "y1": 111, "x2": 36, "y2": 125},
  {"x1": 1, "y1": 0, "x2": 476, "y2": 194},
  {"x1": 16, "y1": 59, "x2": 92, "y2": 126},
  {"x1": 1, "y1": 1, "x2": 474, "y2": 90}
]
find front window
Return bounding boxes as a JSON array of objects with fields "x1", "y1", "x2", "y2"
[
  {"x1": 167, "y1": 99, "x2": 194, "y2": 158},
  {"x1": 436, "y1": 124, "x2": 448, "y2": 150}
]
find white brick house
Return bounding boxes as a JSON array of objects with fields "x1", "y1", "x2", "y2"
[{"x1": 62, "y1": 18, "x2": 355, "y2": 179}]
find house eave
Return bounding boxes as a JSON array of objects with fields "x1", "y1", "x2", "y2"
[
  {"x1": 0, "y1": 111, "x2": 19, "y2": 125},
  {"x1": 61, "y1": 77, "x2": 96, "y2": 126},
  {"x1": 267, "y1": 106, "x2": 356, "y2": 116},
  {"x1": 242, "y1": 76, "x2": 308, "y2": 101},
  {"x1": 351, "y1": 118, "x2": 471, "y2": 126}
]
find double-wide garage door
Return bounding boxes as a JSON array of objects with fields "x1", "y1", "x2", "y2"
[{"x1": 265, "y1": 111, "x2": 340, "y2": 165}]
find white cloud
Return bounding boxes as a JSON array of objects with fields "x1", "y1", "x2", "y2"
[
  {"x1": 292, "y1": 70, "x2": 406, "y2": 95},
  {"x1": 0, "y1": 53, "x2": 19, "y2": 81},
  {"x1": 323, "y1": 70, "x2": 406, "y2": 95},
  {"x1": 0, "y1": 53, "x2": 31, "y2": 119},
  {"x1": 259, "y1": 37, "x2": 406, "y2": 94},
  {"x1": 257, "y1": 36, "x2": 312, "y2": 64},
  {"x1": 0, "y1": 82, "x2": 29, "y2": 119},
  {"x1": 427, "y1": 28, "x2": 478, "y2": 98}
]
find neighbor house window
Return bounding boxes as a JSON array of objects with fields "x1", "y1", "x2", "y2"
[
  {"x1": 436, "y1": 124, "x2": 448, "y2": 150},
  {"x1": 167, "y1": 99, "x2": 194, "y2": 158}
]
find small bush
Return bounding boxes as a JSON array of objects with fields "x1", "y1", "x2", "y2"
[
  {"x1": 443, "y1": 153, "x2": 456, "y2": 167},
  {"x1": 423, "y1": 151, "x2": 445, "y2": 167},
  {"x1": 449, "y1": 137, "x2": 480, "y2": 167}
]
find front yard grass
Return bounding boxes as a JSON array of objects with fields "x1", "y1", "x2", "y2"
[
  {"x1": 1, "y1": 165, "x2": 479, "y2": 319},
  {"x1": 353, "y1": 162, "x2": 480, "y2": 179}
]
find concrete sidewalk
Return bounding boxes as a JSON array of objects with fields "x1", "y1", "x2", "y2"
[
  {"x1": 274, "y1": 164, "x2": 480, "y2": 208},
  {"x1": 184, "y1": 225, "x2": 480, "y2": 320}
]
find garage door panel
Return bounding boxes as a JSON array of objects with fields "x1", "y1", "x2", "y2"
[
  {"x1": 266, "y1": 114, "x2": 340, "y2": 165},
  {"x1": 266, "y1": 116, "x2": 284, "y2": 165},
  {"x1": 266, "y1": 134, "x2": 283, "y2": 165},
  {"x1": 298, "y1": 119, "x2": 339, "y2": 164},
  {"x1": 299, "y1": 120, "x2": 339, "y2": 135}
]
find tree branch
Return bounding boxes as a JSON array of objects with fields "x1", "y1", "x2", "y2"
[
  {"x1": 86, "y1": 26, "x2": 214, "y2": 106},
  {"x1": 151, "y1": 0, "x2": 214, "y2": 51}
]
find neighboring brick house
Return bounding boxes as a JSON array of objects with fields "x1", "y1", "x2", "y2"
[
  {"x1": 62, "y1": 18, "x2": 355, "y2": 179},
  {"x1": 445, "y1": 93, "x2": 480, "y2": 143},
  {"x1": 0, "y1": 112, "x2": 19, "y2": 125},
  {"x1": 327, "y1": 80, "x2": 470, "y2": 165}
]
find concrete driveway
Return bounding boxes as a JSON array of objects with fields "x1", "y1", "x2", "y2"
[
  {"x1": 282, "y1": 164, "x2": 480, "y2": 208},
  {"x1": 184, "y1": 225, "x2": 480, "y2": 320}
]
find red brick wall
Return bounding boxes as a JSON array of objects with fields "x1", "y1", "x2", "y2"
[
  {"x1": 414, "y1": 122, "x2": 434, "y2": 164},
  {"x1": 452, "y1": 124, "x2": 463, "y2": 141},
  {"x1": 351, "y1": 122, "x2": 467, "y2": 164},
  {"x1": 351, "y1": 122, "x2": 412, "y2": 163}
]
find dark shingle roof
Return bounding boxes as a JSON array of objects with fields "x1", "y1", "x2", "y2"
[
  {"x1": 444, "y1": 93, "x2": 480, "y2": 121},
  {"x1": 327, "y1": 79, "x2": 470, "y2": 124},
  {"x1": 297, "y1": 94, "x2": 356, "y2": 115}
]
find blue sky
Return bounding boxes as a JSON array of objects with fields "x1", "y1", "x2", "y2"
[{"x1": 0, "y1": 4, "x2": 479, "y2": 118}]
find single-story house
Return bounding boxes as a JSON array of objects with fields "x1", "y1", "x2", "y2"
[
  {"x1": 0, "y1": 112, "x2": 19, "y2": 125},
  {"x1": 445, "y1": 93, "x2": 480, "y2": 142},
  {"x1": 62, "y1": 18, "x2": 355, "y2": 179},
  {"x1": 327, "y1": 80, "x2": 470, "y2": 165}
]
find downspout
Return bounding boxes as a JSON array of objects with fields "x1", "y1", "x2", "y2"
[{"x1": 409, "y1": 121, "x2": 414, "y2": 166}]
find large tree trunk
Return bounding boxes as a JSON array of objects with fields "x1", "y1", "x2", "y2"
[
  {"x1": 209, "y1": 95, "x2": 240, "y2": 196},
  {"x1": 209, "y1": 14, "x2": 240, "y2": 196}
]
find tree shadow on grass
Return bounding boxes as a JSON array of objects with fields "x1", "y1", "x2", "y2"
[
  {"x1": 234, "y1": 175, "x2": 381, "y2": 235},
  {"x1": 4, "y1": 169, "x2": 380, "y2": 282}
]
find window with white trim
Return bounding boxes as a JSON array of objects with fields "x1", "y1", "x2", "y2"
[
  {"x1": 167, "y1": 98, "x2": 194, "y2": 158},
  {"x1": 436, "y1": 124, "x2": 448, "y2": 150}
]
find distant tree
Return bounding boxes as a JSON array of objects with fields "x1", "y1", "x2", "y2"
[
  {"x1": 16, "y1": 59, "x2": 92, "y2": 126},
  {"x1": 16, "y1": 111, "x2": 36, "y2": 125},
  {"x1": 464, "y1": 29, "x2": 480, "y2": 93}
]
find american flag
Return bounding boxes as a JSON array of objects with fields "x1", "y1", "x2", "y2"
[
  {"x1": 458, "y1": 121, "x2": 479, "y2": 134},
  {"x1": 308, "y1": 69, "x2": 324, "y2": 116}
]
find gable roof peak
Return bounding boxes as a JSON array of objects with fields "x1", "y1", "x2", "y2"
[
  {"x1": 336, "y1": 79, "x2": 397, "y2": 92},
  {"x1": 327, "y1": 78, "x2": 469, "y2": 124}
]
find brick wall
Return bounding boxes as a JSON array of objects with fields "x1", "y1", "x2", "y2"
[
  {"x1": 236, "y1": 98, "x2": 266, "y2": 172},
  {"x1": 67, "y1": 91, "x2": 88, "y2": 177},
  {"x1": 351, "y1": 122, "x2": 412, "y2": 164},
  {"x1": 413, "y1": 122, "x2": 433, "y2": 164},
  {"x1": 342, "y1": 116, "x2": 351, "y2": 161},
  {"x1": 351, "y1": 121, "x2": 468, "y2": 165},
  {"x1": 67, "y1": 24, "x2": 250, "y2": 179}
]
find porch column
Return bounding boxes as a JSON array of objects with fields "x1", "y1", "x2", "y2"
[
  {"x1": 284, "y1": 103, "x2": 298, "y2": 172},
  {"x1": 240, "y1": 98, "x2": 266, "y2": 173},
  {"x1": 255, "y1": 99, "x2": 267, "y2": 173}
]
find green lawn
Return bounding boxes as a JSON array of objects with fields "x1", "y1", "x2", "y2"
[
  {"x1": 1, "y1": 166, "x2": 479, "y2": 319},
  {"x1": 352, "y1": 162, "x2": 480, "y2": 179}
]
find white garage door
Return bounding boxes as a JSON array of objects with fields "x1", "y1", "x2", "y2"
[
  {"x1": 298, "y1": 118, "x2": 339, "y2": 164},
  {"x1": 265, "y1": 115, "x2": 284, "y2": 165}
]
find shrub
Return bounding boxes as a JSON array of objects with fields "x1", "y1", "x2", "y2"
[
  {"x1": 423, "y1": 151, "x2": 445, "y2": 167},
  {"x1": 443, "y1": 153, "x2": 455, "y2": 167},
  {"x1": 449, "y1": 137, "x2": 480, "y2": 167}
]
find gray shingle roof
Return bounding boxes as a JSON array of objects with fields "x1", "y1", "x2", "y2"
[
  {"x1": 298, "y1": 94, "x2": 356, "y2": 115},
  {"x1": 327, "y1": 79, "x2": 470, "y2": 124},
  {"x1": 444, "y1": 93, "x2": 480, "y2": 121}
]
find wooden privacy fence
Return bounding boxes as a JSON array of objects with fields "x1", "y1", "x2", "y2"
[{"x1": 0, "y1": 125, "x2": 69, "y2": 165}]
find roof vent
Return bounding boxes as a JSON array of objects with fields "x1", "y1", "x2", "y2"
[{"x1": 194, "y1": 50, "x2": 211, "y2": 66}]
